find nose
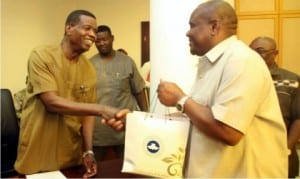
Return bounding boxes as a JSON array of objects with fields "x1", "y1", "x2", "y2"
[
  {"x1": 99, "y1": 40, "x2": 105, "y2": 46},
  {"x1": 89, "y1": 30, "x2": 97, "y2": 41},
  {"x1": 186, "y1": 29, "x2": 191, "y2": 38},
  {"x1": 95, "y1": 39, "x2": 105, "y2": 46}
]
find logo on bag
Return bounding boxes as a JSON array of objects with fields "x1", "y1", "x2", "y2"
[{"x1": 146, "y1": 140, "x2": 160, "y2": 153}]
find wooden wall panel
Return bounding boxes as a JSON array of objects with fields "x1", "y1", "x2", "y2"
[
  {"x1": 236, "y1": 0, "x2": 300, "y2": 74},
  {"x1": 280, "y1": 15, "x2": 300, "y2": 73},
  {"x1": 236, "y1": 0, "x2": 277, "y2": 15},
  {"x1": 238, "y1": 16, "x2": 277, "y2": 45},
  {"x1": 281, "y1": 0, "x2": 300, "y2": 13}
]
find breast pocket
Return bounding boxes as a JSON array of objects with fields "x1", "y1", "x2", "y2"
[
  {"x1": 111, "y1": 73, "x2": 131, "y2": 93},
  {"x1": 71, "y1": 80, "x2": 96, "y2": 103}
]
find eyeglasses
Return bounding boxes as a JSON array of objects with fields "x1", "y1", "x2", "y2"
[{"x1": 253, "y1": 48, "x2": 276, "y2": 55}]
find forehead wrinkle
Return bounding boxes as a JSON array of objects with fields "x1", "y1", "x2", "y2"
[{"x1": 251, "y1": 37, "x2": 276, "y2": 50}]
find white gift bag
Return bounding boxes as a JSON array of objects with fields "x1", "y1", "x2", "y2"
[{"x1": 121, "y1": 111, "x2": 190, "y2": 178}]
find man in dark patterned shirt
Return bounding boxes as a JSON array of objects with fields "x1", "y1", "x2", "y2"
[{"x1": 250, "y1": 36, "x2": 300, "y2": 178}]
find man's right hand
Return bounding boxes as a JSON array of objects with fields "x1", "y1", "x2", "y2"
[{"x1": 102, "y1": 109, "x2": 130, "y2": 131}]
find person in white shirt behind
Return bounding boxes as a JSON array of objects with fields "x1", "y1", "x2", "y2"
[{"x1": 140, "y1": 61, "x2": 150, "y2": 87}]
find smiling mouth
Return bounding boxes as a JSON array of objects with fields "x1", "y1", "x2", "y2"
[
  {"x1": 100, "y1": 47, "x2": 109, "y2": 51},
  {"x1": 84, "y1": 39, "x2": 94, "y2": 46}
]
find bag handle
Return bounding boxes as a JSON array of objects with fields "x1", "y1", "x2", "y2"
[{"x1": 145, "y1": 87, "x2": 171, "y2": 120}]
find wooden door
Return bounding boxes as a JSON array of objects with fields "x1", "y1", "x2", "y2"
[{"x1": 141, "y1": 21, "x2": 150, "y2": 67}]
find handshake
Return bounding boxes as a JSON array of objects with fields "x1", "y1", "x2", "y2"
[
  {"x1": 101, "y1": 80, "x2": 185, "y2": 131},
  {"x1": 101, "y1": 107, "x2": 130, "y2": 131}
]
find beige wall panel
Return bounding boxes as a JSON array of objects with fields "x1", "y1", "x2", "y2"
[
  {"x1": 76, "y1": 0, "x2": 150, "y2": 68},
  {"x1": 238, "y1": 18, "x2": 276, "y2": 45},
  {"x1": 1, "y1": 0, "x2": 149, "y2": 93},
  {"x1": 237, "y1": 0, "x2": 276, "y2": 14},
  {"x1": 280, "y1": 16, "x2": 300, "y2": 74},
  {"x1": 281, "y1": 0, "x2": 300, "y2": 12},
  {"x1": 1, "y1": 0, "x2": 75, "y2": 93}
]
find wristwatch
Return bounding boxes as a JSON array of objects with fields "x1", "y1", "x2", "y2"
[{"x1": 176, "y1": 96, "x2": 189, "y2": 113}]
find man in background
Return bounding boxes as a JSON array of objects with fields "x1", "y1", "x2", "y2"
[
  {"x1": 117, "y1": 48, "x2": 128, "y2": 55},
  {"x1": 14, "y1": 10, "x2": 128, "y2": 178},
  {"x1": 250, "y1": 36, "x2": 300, "y2": 178},
  {"x1": 140, "y1": 61, "x2": 150, "y2": 87},
  {"x1": 90, "y1": 25, "x2": 148, "y2": 161}
]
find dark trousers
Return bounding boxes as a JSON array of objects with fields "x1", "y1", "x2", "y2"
[
  {"x1": 93, "y1": 145, "x2": 124, "y2": 161},
  {"x1": 289, "y1": 147, "x2": 299, "y2": 178}
]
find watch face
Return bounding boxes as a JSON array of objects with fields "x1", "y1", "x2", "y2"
[
  {"x1": 176, "y1": 96, "x2": 188, "y2": 113},
  {"x1": 176, "y1": 104, "x2": 183, "y2": 112}
]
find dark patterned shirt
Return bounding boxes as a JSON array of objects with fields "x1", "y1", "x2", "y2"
[{"x1": 270, "y1": 64, "x2": 300, "y2": 128}]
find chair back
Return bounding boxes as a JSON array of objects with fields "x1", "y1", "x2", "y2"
[{"x1": 1, "y1": 88, "x2": 19, "y2": 177}]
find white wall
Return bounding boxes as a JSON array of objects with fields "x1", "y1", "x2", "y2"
[
  {"x1": 1, "y1": 0, "x2": 149, "y2": 94},
  {"x1": 150, "y1": 0, "x2": 234, "y2": 114}
]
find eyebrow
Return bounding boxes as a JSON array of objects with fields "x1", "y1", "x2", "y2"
[
  {"x1": 254, "y1": 47, "x2": 265, "y2": 49},
  {"x1": 254, "y1": 47, "x2": 273, "y2": 50}
]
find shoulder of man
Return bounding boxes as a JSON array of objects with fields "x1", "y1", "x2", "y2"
[
  {"x1": 27, "y1": 45, "x2": 62, "y2": 67},
  {"x1": 32, "y1": 45, "x2": 59, "y2": 53},
  {"x1": 116, "y1": 51, "x2": 136, "y2": 63},
  {"x1": 89, "y1": 53, "x2": 100, "y2": 62},
  {"x1": 275, "y1": 67, "x2": 299, "y2": 81},
  {"x1": 277, "y1": 67, "x2": 298, "y2": 76}
]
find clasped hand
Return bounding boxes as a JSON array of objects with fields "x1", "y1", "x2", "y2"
[
  {"x1": 102, "y1": 109, "x2": 130, "y2": 131},
  {"x1": 101, "y1": 80, "x2": 186, "y2": 132}
]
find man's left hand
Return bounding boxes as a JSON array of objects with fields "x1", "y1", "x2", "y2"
[{"x1": 83, "y1": 154, "x2": 97, "y2": 178}]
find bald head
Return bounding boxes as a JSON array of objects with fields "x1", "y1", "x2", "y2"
[
  {"x1": 250, "y1": 37, "x2": 277, "y2": 50},
  {"x1": 186, "y1": 0, "x2": 238, "y2": 56},
  {"x1": 194, "y1": 0, "x2": 237, "y2": 36},
  {"x1": 249, "y1": 37, "x2": 278, "y2": 68}
]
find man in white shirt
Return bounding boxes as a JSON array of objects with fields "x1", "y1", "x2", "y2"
[
  {"x1": 104, "y1": 0, "x2": 289, "y2": 177},
  {"x1": 156, "y1": 0, "x2": 289, "y2": 177}
]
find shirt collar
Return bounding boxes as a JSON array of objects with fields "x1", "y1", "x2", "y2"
[
  {"x1": 269, "y1": 63, "x2": 281, "y2": 78},
  {"x1": 203, "y1": 35, "x2": 237, "y2": 63}
]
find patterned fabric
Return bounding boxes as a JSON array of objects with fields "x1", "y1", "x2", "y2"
[
  {"x1": 90, "y1": 51, "x2": 146, "y2": 146},
  {"x1": 270, "y1": 64, "x2": 300, "y2": 178},
  {"x1": 273, "y1": 79, "x2": 299, "y2": 88},
  {"x1": 13, "y1": 88, "x2": 26, "y2": 119},
  {"x1": 270, "y1": 65, "x2": 300, "y2": 126}
]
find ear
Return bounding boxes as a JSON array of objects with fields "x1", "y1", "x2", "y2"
[
  {"x1": 65, "y1": 24, "x2": 73, "y2": 35},
  {"x1": 111, "y1": 35, "x2": 115, "y2": 42},
  {"x1": 210, "y1": 19, "x2": 220, "y2": 36},
  {"x1": 273, "y1": 49, "x2": 279, "y2": 57}
]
